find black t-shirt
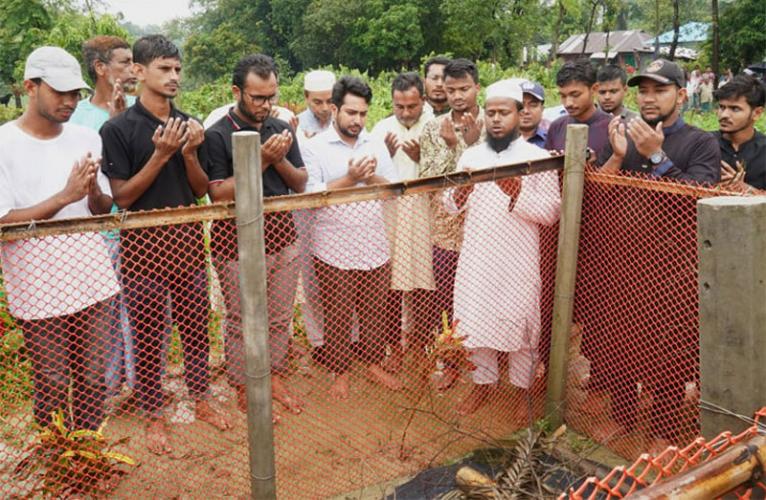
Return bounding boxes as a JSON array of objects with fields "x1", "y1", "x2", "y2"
[
  {"x1": 204, "y1": 109, "x2": 304, "y2": 258},
  {"x1": 544, "y1": 107, "x2": 611, "y2": 156},
  {"x1": 597, "y1": 119, "x2": 721, "y2": 184},
  {"x1": 716, "y1": 130, "x2": 766, "y2": 189},
  {"x1": 100, "y1": 98, "x2": 205, "y2": 211}
]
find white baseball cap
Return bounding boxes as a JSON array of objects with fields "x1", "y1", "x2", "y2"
[
  {"x1": 485, "y1": 78, "x2": 523, "y2": 103},
  {"x1": 304, "y1": 70, "x2": 336, "y2": 92},
  {"x1": 24, "y1": 46, "x2": 91, "y2": 92}
]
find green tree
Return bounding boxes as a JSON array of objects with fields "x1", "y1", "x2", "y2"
[
  {"x1": 0, "y1": 0, "x2": 52, "y2": 106},
  {"x1": 708, "y1": 0, "x2": 766, "y2": 73}
]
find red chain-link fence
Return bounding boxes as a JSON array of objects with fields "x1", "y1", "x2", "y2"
[
  {"x1": 565, "y1": 407, "x2": 766, "y2": 499},
  {"x1": 0, "y1": 157, "x2": 756, "y2": 498}
]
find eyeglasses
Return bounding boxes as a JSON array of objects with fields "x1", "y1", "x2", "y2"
[{"x1": 244, "y1": 92, "x2": 278, "y2": 106}]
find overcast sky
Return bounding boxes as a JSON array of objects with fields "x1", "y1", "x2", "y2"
[{"x1": 104, "y1": 0, "x2": 193, "y2": 27}]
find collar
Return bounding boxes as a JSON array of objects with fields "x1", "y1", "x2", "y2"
[
  {"x1": 662, "y1": 117, "x2": 685, "y2": 136},
  {"x1": 134, "y1": 97, "x2": 179, "y2": 124},
  {"x1": 325, "y1": 123, "x2": 370, "y2": 147},
  {"x1": 226, "y1": 107, "x2": 275, "y2": 132}
]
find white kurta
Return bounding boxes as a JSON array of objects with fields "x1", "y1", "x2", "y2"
[
  {"x1": 446, "y1": 139, "x2": 560, "y2": 352},
  {"x1": 371, "y1": 112, "x2": 436, "y2": 291}
]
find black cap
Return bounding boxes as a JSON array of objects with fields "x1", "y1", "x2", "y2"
[{"x1": 627, "y1": 59, "x2": 685, "y2": 88}]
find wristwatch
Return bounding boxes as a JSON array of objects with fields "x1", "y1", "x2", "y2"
[{"x1": 649, "y1": 150, "x2": 669, "y2": 166}]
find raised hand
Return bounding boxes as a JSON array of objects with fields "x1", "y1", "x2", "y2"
[
  {"x1": 401, "y1": 139, "x2": 420, "y2": 163},
  {"x1": 261, "y1": 130, "x2": 293, "y2": 166},
  {"x1": 384, "y1": 131, "x2": 400, "y2": 158},
  {"x1": 108, "y1": 79, "x2": 127, "y2": 118},
  {"x1": 152, "y1": 117, "x2": 187, "y2": 159},
  {"x1": 460, "y1": 113, "x2": 483, "y2": 146},
  {"x1": 347, "y1": 156, "x2": 371, "y2": 182},
  {"x1": 608, "y1": 116, "x2": 628, "y2": 159},
  {"x1": 181, "y1": 119, "x2": 204, "y2": 155},
  {"x1": 62, "y1": 154, "x2": 98, "y2": 204},
  {"x1": 626, "y1": 118, "x2": 664, "y2": 158},
  {"x1": 439, "y1": 117, "x2": 458, "y2": 149}
]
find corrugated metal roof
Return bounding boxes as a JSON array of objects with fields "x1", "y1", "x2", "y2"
[{"x1": 557, "y1": 30, "x2": 654, "y2": 56}]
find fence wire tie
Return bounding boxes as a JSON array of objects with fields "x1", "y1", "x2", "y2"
[
  {"x1": 251, "y1": 473, "x2": 276, "y2": 481},
  {"x1": 237, "y1": 214, "x2": 263, "y2": 228},
  {"x1": 119, "y1": 209, "x2": 128, "y2": 224},
  {"x1": 26, "y1": 220, "x2": 37, "y2": 232},
  {"x1": 245, "y1": 369, "x2": 272, "y2": 381}
]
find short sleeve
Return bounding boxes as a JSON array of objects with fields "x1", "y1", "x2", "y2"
[
  {"x1": 303, "y1": 140, "x2": 327, "y2": 192},
  {"x1": 203, "y1": 128, "x2": 231, "y2": 181},
  {"x1": 286, "y1": 127, "x2": 305, "y2": 169},
  {"x1": 100, "y1": 120, "x2": 134, "y2": 180},
  {"x1": 0, "y1": 158, "x2": 14, "y2": 219}
]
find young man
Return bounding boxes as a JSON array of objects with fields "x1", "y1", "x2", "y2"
[
  {"x1": 545, "y1": 59, "x2": 611, "y2": 156},
  {"x1": 519, "y1": 80, "x2": 548, "y2": 148},
  {"x1": 423, "y1": 56, "x2": 451, "y2": 116},
  {"x1": 205, "y1": 54, "x2": 307, "y2": 418},
  {"x1": 303, "y1": 76, "x2": 402, "y2": 400},
  {"x1": 598, "y1": 59, "x2": 721, "y2": 184},
  {"x1": 100, "y1": 35, "x2": 231, "y2": 455},
  {"x1": 715, "y1": 74, "x2": 766, "y2": 191},
  {"x1": 70, "y1": 35, "x2": 138, "y2": 410},
  {"x1": 447, "y1": 79, "x2": 560, "y2": 416},
  {"x1": 371, "y1": 72, "x2": 435, "y2": 372},
  {"x1": 296, "y1": 70, "x2": 336, "y2": 140},
  {"x1": 0, "y1": 46, "x2": 119, "y2": 430},
  {"x1": 419, "y1": 58, "x2": 485, "y2": 389},
  {"x1": 596, "y1": 64, "x2": 639, "y2": 121}
]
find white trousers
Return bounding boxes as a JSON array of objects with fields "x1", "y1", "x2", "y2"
[{"x1": 470, "y1": 347, "x2": 538, "y2": 389}]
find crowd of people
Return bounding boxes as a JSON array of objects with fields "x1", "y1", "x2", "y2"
[{"x1": 0, "y1": 32, "x2": 764, "y2": 455}]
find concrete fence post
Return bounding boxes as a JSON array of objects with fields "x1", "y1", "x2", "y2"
[{"x1": 698, "y1": 196, "x2": 766, "y2": 438}]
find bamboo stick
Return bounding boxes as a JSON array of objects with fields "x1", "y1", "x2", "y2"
[
  {"x1": 232, "y1": 131, "x2": 277, "y2": 500},
  {"x1": 545, "y1": 124, "x2": 588, "y2": 429}
]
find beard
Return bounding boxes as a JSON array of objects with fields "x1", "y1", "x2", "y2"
[
  {"x1": 337, "y1": 122, "x2": 361, "y2": 139},
  {"x1": 237, "y1": 100, "x2": 266, "y2": 124},
  {"x1": 487, "y1": 127, "x2": 520, "y2": 153}
]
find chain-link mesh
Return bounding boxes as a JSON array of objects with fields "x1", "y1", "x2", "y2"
[
  {"x1": 565, "y1": 407, "x2": 766, "y2": 499},
  {"x1": 0, "y1": 166, "x2": 755, "y2": 498}
]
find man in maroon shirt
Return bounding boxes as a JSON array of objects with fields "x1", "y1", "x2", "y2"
[{"x1": 545, "y1": 59, "x2": 611, "y2": 157}]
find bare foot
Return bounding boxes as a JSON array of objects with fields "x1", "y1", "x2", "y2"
[
  {"x1": 196, "y1": 399, "x2": 233, "y2": 431},
  {"x1": 235, "y1": 385, "x2": 281, "y2": 424},
  {"x1": 272, "y1": 375, "x2": 305, "y2": 415},
  {"x1": 367, "y1": 363, "x2": 403, "y2": 391},
  {"x1": 329, "y1": 373, "x2": 350, "y2": 400},
  {"x1": 457, "y1": 384, "x2": 494, "y2": 416},
  {"x1": 146, "y1": 418, "x2": 172, "y2": 455},
  {"x1": 380, "y1": 344, "x2": 404, "y2": 373}
]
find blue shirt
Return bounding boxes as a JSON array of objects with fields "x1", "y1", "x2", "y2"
[
  {"x1": 70, "y1": 95, "x2": 137, "y2": 131},
  {"x1": 526, "y1": 126, "x2": 548, "y2": 149}
]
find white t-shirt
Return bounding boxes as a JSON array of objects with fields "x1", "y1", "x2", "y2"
[{"x1": 0, "y1": 121, "x2": 120, "y2": 320}]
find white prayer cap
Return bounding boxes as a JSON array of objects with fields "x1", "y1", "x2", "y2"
[
  {"x1": 304, "y1": 70, "x2": 336, "y2": 92},
  {"x1": 485, "y1": 78, "x2": 523, "y2": 103}
]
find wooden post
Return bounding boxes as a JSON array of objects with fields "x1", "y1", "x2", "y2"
[
  {"x1": 698, "y1": 196, "x2": 766, "y2": 438},
  {"x1": 545, "y1": 124, "x2": 588, "y2": 428},
  {"x1": 232, "y1": 131, "x2": 276, "y2": 499}
]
